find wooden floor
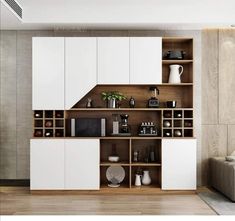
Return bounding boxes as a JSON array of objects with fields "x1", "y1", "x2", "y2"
[{"x1": 0, "y1": 187, "x2": 216, "y2": 215}]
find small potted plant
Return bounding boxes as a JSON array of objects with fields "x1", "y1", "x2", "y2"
[{"x1": 101, "y1": 91, "x2": 126, "y2": 108}]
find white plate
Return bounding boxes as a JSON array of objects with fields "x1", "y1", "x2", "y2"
[{"x1": 106, "y1": 166, "x2": 125, "y2": 185}]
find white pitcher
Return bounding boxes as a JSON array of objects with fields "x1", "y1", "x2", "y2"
[
  {"x1": 135, "y1": 174, "x2": 142, "y2": 186},
  {"x1": 168, "y1": 64, "x2": 183, "y2": 83}
]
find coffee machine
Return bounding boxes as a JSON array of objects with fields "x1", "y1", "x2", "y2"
[
  {"x1": 148, "y1": 86, "x2": 160, "y2": 108},
  {"x1": 119, "y1": 114, "x2": 131, "y2": 135}
]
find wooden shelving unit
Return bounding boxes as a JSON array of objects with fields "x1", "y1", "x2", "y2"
[{"x1": 32, "y1": 37, "x2": 194, "y2": 192}]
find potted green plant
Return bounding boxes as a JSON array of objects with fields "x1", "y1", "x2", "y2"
[{"x1": 101, "y1": 91, "x2": 127, "y2": 108}]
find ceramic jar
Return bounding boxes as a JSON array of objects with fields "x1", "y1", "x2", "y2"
[{"x1": 142, "y1": 170, "x2": 151, "y2": 185}]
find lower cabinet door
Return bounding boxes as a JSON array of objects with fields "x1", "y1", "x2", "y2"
[
  {"x1": 30, "y1": 139, "x2": 65, "y2": 190},
  {"x1": 162, "y1": 139, "x2": 196, "y2": 190},
  {"x1": 65, "y1": 139, "x2": 100, "y2": 190}
]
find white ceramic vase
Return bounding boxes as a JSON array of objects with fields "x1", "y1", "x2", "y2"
[{"x1": 142, "y1": 170, "x2": 151, "y2": 185}]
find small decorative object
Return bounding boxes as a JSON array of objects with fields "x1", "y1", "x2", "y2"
[
  {"x1": 34, "y1": 112, "x2": 43, "y2": 118},
  {"x1": 184, "y1": 121, "x2": 192, "y2": 127},
  {"x1": 106, "y1": 166, "x2": 125, "y2": 188},
  {"x1": 164, "y1": 50, "x2": 186, "y2": 60},
  {"x1": 144, "y1": 148, "x2": 150, "y2": 163},
  {"x1": 174, "y1": 130, "x2": 182, "y2": 137},
  {"x1": 164, "y1": 131, "x2": 171, "y2": 137},
  {"x1": 139, "y1": 122, "x2": 157, "y2": 136},
  {"x1": 112, "y1": 114, "x2": 119, "y2": 135},
  {"x1": 45, "y1": 130, "x2": 53, "y2": 137},
  {"x1": 164, "y1": 111, "x2": 172, "y2": 118},
  {"x1": 148, "y1": 86, "x2": 160, "y2": 108},
  {"x1": 142, "y1": 170, "x2": 151, "y2": 185},
  {"x1": 163, "y1": 121, "x2": 171, "y2": 127},
  {"x1": 108, "y1": 156, "x2": 120, "y2": 162},
  {"x1": 168, "y1": 64, "x2": 183, "y2": 84},
  {"x1": 133, "y1": 150, "x2": 140, "y2": 162},
  {"x1": 45, "y1": 120, "x2": 53, "y2": 127},
  {"x1": 101, "y1": 91, "x2": 126, "y2": 108},
  {"x1": 34, "y1": 130, "x2": 42, "y2": 137},
  {"x1": 129, "y1": 97, "x2": 135, "y2": 108},
  {"x1": 175, "y1": 113, "x2": 182, "y2": 118},
  {"x1": 108, "y1": 144, "x2": 119, "y2": 162},
  {"x1": 166, "y1": 101, "x2": 177, "y2": 108},
  {"x1": 135, "y1": 174, "x2": 142, "y2": 186},
  {"x1": 86, "y1": 98, "x2": 93, "y2": 108},
  {"x1": 150, "y1": 146, "x2": 156, "y2": 162}
]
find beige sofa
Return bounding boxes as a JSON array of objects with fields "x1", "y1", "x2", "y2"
[{"x1": 210, "y1": 157, "x2": 235, "y2": 201}]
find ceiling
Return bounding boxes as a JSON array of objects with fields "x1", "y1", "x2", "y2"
[{"x1": 1, "y1": 0, "x2": 235, "y2": 30}]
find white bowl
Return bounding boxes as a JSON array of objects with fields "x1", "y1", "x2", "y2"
[{"x1": 108, "y1": 156, "x2": 120, "y2": 162}]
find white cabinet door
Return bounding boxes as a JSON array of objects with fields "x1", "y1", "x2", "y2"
[
  {"x1": 32, "y1": 37, "x2": 64, "y2": 110},
  {"x1": 65, "y1": 38, "x2": 97, "y2": 110},
  {"x1": 30, "y1": 139, "x2": 64, "y2": 190},
  {"x1": 162, "y1": 139, "x2": 196, "y2": 190},
  {"x1": 130, "y1": 37, "x2": 162, "y2": 84},
  {"x1": 65, "y1": 139, "x2": 100, "y2": 190},
  {"x1": 97, "y1": 37, "x2": 129, "y2": 84}
]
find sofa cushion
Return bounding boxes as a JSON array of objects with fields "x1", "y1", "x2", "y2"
[{"x1": 226, "y1": 156, "x2": 235, "y2": 162}]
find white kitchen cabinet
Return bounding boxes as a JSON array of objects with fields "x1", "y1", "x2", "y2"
[
  {"x1": 65, "y1": 38, "x2": 97, "y2": 110},
  {"x1": 65, "y1": 139, "x2": 100, "y2": 190},
  {"x1": 130, "y1": 37, "x2": 162, "y2": 84},
  {"x1": 97, "y1": 37, "x2": 129, "y2": 84},
  {"x1": 30, "y1": 139, "x2": 65, "y2": 190},
  {"x1": 32, "y1": 37, "x2": 64, "y2": 110},
  {"x1": 162, "y1": 139, "x2": 196, "y2": 190}
]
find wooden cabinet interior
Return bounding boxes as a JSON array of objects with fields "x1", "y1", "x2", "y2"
[
  {"x1": 162, "y1": 38, "x2": 193, "y2": 60},
  {"x1": 72, "y1": 85, "x2": 193, "y2": 109},
  {"x1": 99, "y1": 138, "x2": 162, "y2": 189}
]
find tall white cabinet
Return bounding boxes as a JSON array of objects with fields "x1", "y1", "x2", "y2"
[
  {"x1": 32, "y1": 38, "x2": 65, "y2": 110},
  {"x1": 162, "y1": 139, "x2": 197, "y2": 190},
  {"x1": 65, "y1": 38, "x2": 97, "y2": 110},
  {"x1": 65, "y1": 139, "x2": 100, "y2": 190},
  {"x1": 30, "y1": 139, "x2": 65, "y2": 190},
  {"x1": 97, "y1": 37, "x2": 130, "y2": 84},
  {"x1": 130, "y1": 37, "x2": 162, "y2": 84}
]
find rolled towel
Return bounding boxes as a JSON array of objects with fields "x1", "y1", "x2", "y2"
[{"x1": 225, "y1": 155, "x2": 235, "y2": 162}]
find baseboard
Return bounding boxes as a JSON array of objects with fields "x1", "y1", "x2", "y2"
[{"x1": 0, "y1": 179, "x2": 30, "y2": 186}]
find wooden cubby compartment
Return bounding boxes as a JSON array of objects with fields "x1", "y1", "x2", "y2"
[
  {"x1": 162, "y1": 62, "x2": 193, "y2": 84},
  {"x1": 100, "y1": 139, "x2": 130, "y2": 164},
  {"x1": 162, "y1": 38, "x2": 193, "y2": 60},
  {"x1": 162, "y1": 38, "x2": 193, "y2": 84},
  {"x1": 131, "y1": 139, "x2": 161, "y2": 164},
  {"x1": 130, "y1": 139, "x2": 161, "y2": 188},
  {"x1": 33, "y1": 110, "x2": 65, "y2": 137},
  {"x1": 45, "y1": 110, "x2": 53, "y2": 118},
  {"x1": 34, "y1": 110, "x2": 43, "y2": 118},
  {"x1": 131, "y1": 166, "x2": 161, "y2": 188},
  {"x1": 100, "y1": 166, "x2": 130, "y2": 188}
]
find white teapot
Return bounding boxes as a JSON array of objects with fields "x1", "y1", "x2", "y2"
[{"x1": 168, "y1": 64, "x2": 183, "y2": 84}]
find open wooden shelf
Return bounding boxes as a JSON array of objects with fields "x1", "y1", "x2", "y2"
[
  {"x1": 162, "y1": 60, "x2": 193, "y2": 64},
  {"x1": 100, "y1": 162, "x2": 130, "y2": 166},
  {"x1": 69, "y1": 107, "x2": 193, "y2": 111},
  {"x1": 131, "y1": 163, "x2": 161, "y2": 166}
]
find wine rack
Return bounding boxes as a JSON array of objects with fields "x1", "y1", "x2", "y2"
[
  {"x1": 33, "y1": 110, "x2": 65, "y2": 137},
  {"x1": 162, "y1": 109, "x2": 193, "y2": 137}
]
